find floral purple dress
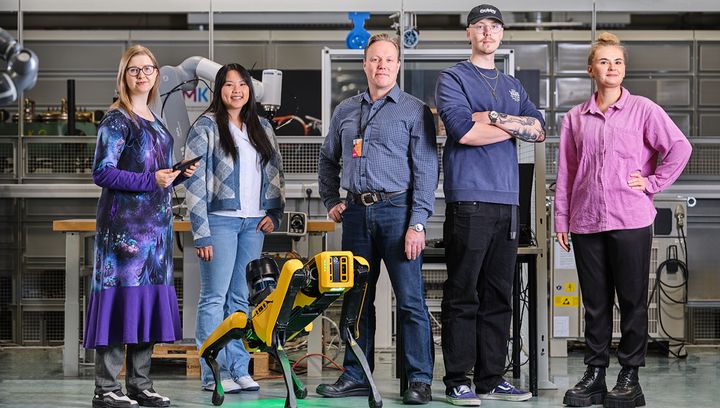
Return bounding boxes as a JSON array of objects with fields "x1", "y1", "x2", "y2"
[{"x1": 84, "y1": 109, "x2": 182, "y2": 348}]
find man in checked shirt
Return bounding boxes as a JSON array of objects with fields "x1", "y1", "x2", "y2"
[{"x1": 317, "y1": 33, "x2": 439, "y2": 405}]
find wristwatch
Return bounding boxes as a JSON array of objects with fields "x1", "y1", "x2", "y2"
[
  {"x1": 489, "y1": 110, "x2": 499, "y2": 124},
  {"x1": 410, "y1": 223, "x2": 425, "y2": 232}
]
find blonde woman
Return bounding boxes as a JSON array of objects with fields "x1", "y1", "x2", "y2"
[
  {"x1": 85, "y1": 45, "x2": 196, "y2": 408},
  {"x1": 555, "y1": 33, "x2": 691, "y2": 408}
]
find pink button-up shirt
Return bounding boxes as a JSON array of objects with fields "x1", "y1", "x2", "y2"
[{"x1": 555, "y1": 88, "x2": 692, "y2": 234}]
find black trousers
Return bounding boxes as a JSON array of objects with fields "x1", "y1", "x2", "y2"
[
  {"x1": 441, "y1": 202, "x2": 517, "y2": 392},
  {"x1": 572, "y1": 226, "x2": 653, "y2": 368}
]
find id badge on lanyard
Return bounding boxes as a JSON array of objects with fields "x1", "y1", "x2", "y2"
[
  {"x1": 353, "y1": 99, "x2": 387, "y2": 159},
  {"x1": 352, "y1": 137, "x2": 363, "y2": 158}
]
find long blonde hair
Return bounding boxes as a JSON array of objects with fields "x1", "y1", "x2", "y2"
[
  {"x1": 110, "y1": 45, "x2": 160, "y2": 117},
  {"x1": 587, "y1": 32, "x2": 627, "y2": 66}
]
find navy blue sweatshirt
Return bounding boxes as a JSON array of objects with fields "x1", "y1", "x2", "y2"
[{"x1": 435, "y1": 60, "x2": 544, "y2": 205}]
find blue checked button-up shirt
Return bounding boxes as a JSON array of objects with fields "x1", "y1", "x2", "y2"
[{"x1": 318, "y1": 84, "x2": 439, "y2": 226}]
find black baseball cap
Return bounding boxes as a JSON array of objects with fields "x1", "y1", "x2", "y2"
[{"x1": 467, "y1": 4, "x2": 504, "y2": 26}]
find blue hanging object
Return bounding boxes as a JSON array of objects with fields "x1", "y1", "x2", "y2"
[{"x1": 346, "y1": 12, "x2": 371, "y2": 49}]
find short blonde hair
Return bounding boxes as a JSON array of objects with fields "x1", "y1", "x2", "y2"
[
  {"x1": 587, "y1": 32, "x2": 627, "y2": 66},
  {"x1": 110, "y1": 45, "x2": 160, "y2": 117},
  {"x1": 363, "y1": 33, "x2": 401, "y2": 60}
]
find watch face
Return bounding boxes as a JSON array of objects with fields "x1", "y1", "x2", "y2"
[{"x1": 414, "y1": 224, "x2": 424, "y2": 232}]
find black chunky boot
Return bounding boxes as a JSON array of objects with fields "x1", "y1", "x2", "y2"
[
  {"x1": 563, "y1": 366, "x2": 607, "y2": 407},
  {"x1": 604, "y1": 366, "x2": 645, "y2": 408}
]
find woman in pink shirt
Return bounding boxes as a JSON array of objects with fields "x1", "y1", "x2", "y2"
[{"x1": 555, "y1": 32, "x2": 691, "y2": 408}]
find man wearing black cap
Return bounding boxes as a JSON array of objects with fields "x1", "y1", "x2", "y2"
[{"x1": 435, "y1": 3, "x2": 545, "y2": 406}]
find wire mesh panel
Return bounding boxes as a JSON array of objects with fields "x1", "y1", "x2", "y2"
[
  {"x1": 0, "y1": 276, "x2": 11, "y2": 341},
  {"x1": 685, "y1": 143, "x2": 720, "y2": 176},
  {"x1": 277, "y1": 141, "x2": 322, "y2": 175},
  {"x1": 545, "y1": 140, "x2": 559, "y2": 178},
  {"x1": 174, "y1": 276, "x2": 183, "y2": 302},
  {"x1": 688, "y1": 306, "x2": 720, "y2": 343},
  {"x1": 422, "y1": 265, "x2": 446, "y2": 300},
  {"x1": 22, "y1": 311, "x2": 64, "y2": 345},
  {"x1": 46, "y1": 310, "x2": 64, "y2": 343},
  {"x1": 22, "y1": 269, "x2": 65, "y2": 299},
  {"x1": 22, "y1": 311, "x2": 42, "y2": 343},
  {"x1": 174, "y1": 276, "x2": 183, "y2": 322},
  {"x1": 0, "y1": 140, "x2": 15, "y2": 176},
  {"x1": 23, "y1": 138, "x2": 96, "y2": 177}
]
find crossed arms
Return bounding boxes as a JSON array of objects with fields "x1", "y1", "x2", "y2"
[{"x1": 459, "y1": 111, "x2": 546, "y2": 146}]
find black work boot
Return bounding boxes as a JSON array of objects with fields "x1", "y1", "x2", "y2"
[
  {"x1": 604, "y1": 366, "x2": 645, "y2": 408},
  {"x1": 564, "y1": 366, "x2": 607, "y2": 407},
  {"x1": 403, "y1": 382, "x2": 432, "y2": 405}
]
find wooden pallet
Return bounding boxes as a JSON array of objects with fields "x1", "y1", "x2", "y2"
[
  {"x1": 152, "y1": 344, "x2": 200, "y2": 377},
  {"x1": 249, "y1": 351, "x2": 270, "y2": 378},
  {"x1": 119, "y1": 344, "x2": 270, "y2": 378}
]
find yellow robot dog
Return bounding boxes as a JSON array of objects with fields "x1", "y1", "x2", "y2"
[{"x1": 199, "y1": 251, "x2": 383, "y2": 408}]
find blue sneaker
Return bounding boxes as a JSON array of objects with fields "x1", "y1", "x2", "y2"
[
  {"x1": 478, "y1": 380, "x2": 532, "y2": 402},
  {"x1": 446, "y1": 385, "x2": 481, "y2": 406}
]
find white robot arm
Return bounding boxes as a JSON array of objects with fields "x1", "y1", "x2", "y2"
[
  {"x1": 158, "y1": 56, "x2": 282, "y2": 160},
  {"x1": 0, "y1": 28, "x2": 39, "y2": 106}
]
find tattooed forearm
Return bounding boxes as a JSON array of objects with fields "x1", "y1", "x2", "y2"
[
  {"x1": 510, "y1": 128, "x2": 546, "y2": 142},
  {"x1": 496, "y1": 113, "x2": 546, "y2": 143}
]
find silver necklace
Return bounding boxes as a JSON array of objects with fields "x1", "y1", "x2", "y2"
[{"x1": 470, "y1": 61, "x2": 500, "y2": 100}]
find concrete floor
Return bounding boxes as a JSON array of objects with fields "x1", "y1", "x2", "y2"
[{"x1": 0, "y1": 346, "x2": 716, "y2": 408}]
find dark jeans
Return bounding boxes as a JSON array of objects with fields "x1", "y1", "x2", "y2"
[
  {"x1": 95, "y1": 343, "x2": 154, "y2": 395},
  {"x1": 572, "y1": 226, "x2": 653, "y2": 367},
  {"x1": 441, "y1": 202, "x2": 518, "y2": 393},
  {"x1": 339, "y1": 192, "x2": 434, "y2": 385}
]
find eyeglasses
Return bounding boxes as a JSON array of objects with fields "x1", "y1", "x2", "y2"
[
  {"x1": 469, "y1": 23, "x2": 504, "y2": 34},
  {"x1": 126, "y1": 65, "x2": 158, "y2": 77}
]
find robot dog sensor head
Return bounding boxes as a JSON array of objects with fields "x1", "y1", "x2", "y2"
[{"x1": 246, "y1": 257, "x2": 279, "y2": 306}]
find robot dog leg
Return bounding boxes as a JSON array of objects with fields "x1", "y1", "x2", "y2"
[
  {"x1": 339, "y1": 256, "x2": 383, "y2": 408},
  {"x1": 198, "y1": 313, "x2": 250, "y2": 406}
]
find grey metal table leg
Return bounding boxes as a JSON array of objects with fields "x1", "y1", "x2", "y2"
[{"x1": 64, "y1": 232, "x2": 80, "y2": 377}]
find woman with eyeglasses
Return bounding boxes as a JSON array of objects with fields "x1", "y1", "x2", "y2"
[
  {"x1": 184, "y1": 64, "x2": 284, "y2": 394},
  {"x1": 85, "y1": 44, "x2": 197, "y2": 408},
  {"x1": 555, "y1": 32, "x2": 691, "y2": 408}
]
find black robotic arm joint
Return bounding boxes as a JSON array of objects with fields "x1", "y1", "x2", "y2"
[{"x1": 0, "y1": 29, "x2": 39, "y2": 106}]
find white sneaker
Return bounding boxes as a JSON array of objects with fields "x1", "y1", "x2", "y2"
[
  {"x1": 202, "y1": 378, "x2": 241, "y2": 394},
  {"x1": 234, "y1": 375, "x2": 260, "y2": 391}
]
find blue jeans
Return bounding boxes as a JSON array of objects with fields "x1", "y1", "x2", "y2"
[
  {"x1": 195, "y1": 214, "x2": 264, "y2": 387},
  {"x1": 340, "y1": 192, "x2": 433, "y2": 385}
]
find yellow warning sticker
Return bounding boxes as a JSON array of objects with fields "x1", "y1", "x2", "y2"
[
  {"x1": 554, "y1": 296, "x2": 579, "y2": 307},
  {"x1": 564, "y1": 282, "x2": 576, "y2": 293}
]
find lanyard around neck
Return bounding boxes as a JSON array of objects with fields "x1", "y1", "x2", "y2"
[{"x1": 356, "y1": 97, "x2": 389, "y2": 139}]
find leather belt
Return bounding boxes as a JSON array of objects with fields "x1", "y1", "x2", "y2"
[{"x1": 347, "y1": 191, "x2": 405, "y2": 206}]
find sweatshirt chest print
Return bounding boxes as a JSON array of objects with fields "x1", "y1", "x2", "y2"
[{"x1": 509, "y1": 89, "x2": 520, "y2": 102}]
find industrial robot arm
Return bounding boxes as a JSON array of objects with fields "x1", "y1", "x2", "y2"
[
  {"x1": 0, "y1": 28, "x2": 38, "y2": 105},
  {"x1": 158, "y1": 56, "x2": 282, "y2": 161},
  {"x1": 199, "y1": 252, "x2": 383, "y2": 408}
]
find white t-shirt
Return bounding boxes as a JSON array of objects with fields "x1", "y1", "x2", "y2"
[{"x1": 211, "y1": 122, "x2": 266, "y2": 218}]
